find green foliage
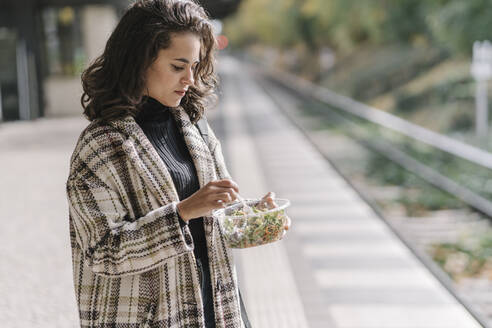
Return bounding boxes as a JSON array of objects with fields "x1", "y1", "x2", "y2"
[
  {"x1": 432, "y1": 231, "x2": 492, "y2": 279},
  {"x1": 365, "y1": 153, "x2": 409, "y2": 185},
  {"x1": 381, "y1": 0, "x2": 428, "y2": 43},
  {"x1": 394, "y1": 77, "x2": 474, "y2": 114},
  {"x1": 363, "y1": 151, "x2": 466, "y2": 216},
  {"x1": 223, "y1": 0, "x2": 303, "y2": 48},
  {"x1": 317, "y1": 45, "x2": 444, "y2": 101},
  {"x1": 224, "y1": 0, "x2": 492, "y2": 55},
  {"x1": 397, "y1": 187, "x2": 464, "y2": 216},
  {"x1": 427, "y1": 0, "x2": 492, "y2": 54},
  {"x1": 448, "y1": 112, "x2": 474, "y2": 132}
]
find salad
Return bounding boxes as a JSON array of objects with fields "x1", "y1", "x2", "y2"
[{"x1": 220, "y1": 202, "x2": 288, "y2": 248}]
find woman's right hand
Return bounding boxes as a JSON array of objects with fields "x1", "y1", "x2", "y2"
[{"x1": 177, "y1": 179, "x2": 239, "y2": 222}]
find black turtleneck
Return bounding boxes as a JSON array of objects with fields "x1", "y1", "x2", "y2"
[
  {"x1": 135, "y1": 96, "x2": 216, "y2": 327},
  {"x1": 135, "y1": 96, "x2": 208, "y2": 261}
]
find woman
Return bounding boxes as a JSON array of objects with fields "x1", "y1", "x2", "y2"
[{"x1": 66, "y1": 0, "x2": 289, "y2": 327}]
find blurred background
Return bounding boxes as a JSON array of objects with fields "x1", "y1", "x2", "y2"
[
  {"x1": 224, "y1": 0, "x2": 492, "y2": 143},
  {"x1": 0, "y1": 0, "x2": 241, "y2": 120},
  {"x1": 1, "y1": 0, "x2": 492, "y2": 327}
]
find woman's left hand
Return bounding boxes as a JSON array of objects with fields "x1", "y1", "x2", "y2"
[{"x1": 259, "y1": 192, "x2": 291, "y2": 234}]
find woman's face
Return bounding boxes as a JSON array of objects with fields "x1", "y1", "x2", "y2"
[{"x1": 144, "y1": 32, "x2": 201, "y2": 107}]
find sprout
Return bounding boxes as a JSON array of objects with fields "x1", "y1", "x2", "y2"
[{"x1": 221, "y1": 204, "x2": 287, "y2": 248}]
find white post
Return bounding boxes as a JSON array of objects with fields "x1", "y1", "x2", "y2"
[
  {"x1": 471, "y1": 41, "x2": 492, "y2": 139},
  {"x1": 476, "y1": 80, "x2": 488, "y2": 137}
]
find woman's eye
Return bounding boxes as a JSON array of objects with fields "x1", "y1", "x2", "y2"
[{"x1": 171, "y1": 65, "x2": 184, "y2": 71}]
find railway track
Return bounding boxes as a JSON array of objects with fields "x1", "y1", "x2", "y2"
[{"x1": 250, "y1": 65, "x2": 492, "y2": 327}]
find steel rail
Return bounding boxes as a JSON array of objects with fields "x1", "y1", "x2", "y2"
[
  {"x1": 263, "y1": 66, "x2": 492, "y2": 170},
  {"x1": 257, "y1": 67, "x2": 492, "y2": 218}
]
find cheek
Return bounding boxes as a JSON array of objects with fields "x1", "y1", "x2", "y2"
[{"x1": 148, "y1": 68, "x2": 175, "y2": 90}]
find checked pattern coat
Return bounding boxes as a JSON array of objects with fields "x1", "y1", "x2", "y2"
[{"x1": 66, "y1": 107, "x2": 247, "y2": 327}]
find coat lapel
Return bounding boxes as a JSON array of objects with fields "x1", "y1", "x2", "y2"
[
  {"x1": 108, "y1": 116, "x2": 179, "y2": 205},
  {"x1": 107, "y1": 109, "x2": 217, "y2": 206},
  {"x1": 170, "y1": 107, "x2": 216, "y2": 189}
]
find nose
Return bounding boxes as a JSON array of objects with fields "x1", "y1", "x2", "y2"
[{"x1": 181, "y1": 67, "x2": 194, "y2": 86}]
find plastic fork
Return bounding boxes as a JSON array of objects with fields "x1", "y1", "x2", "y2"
[{"x1": 234, "y1": 191, "x2": 254, "y2": 215}]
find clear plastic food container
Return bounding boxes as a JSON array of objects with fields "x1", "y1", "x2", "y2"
[{"x1": 212, "y1": 198, "x2": 291, "y2": 249}]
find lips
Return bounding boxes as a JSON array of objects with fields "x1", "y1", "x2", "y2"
[{"x1": 175, "y1": 90, "x2": 186, "y2": 96}]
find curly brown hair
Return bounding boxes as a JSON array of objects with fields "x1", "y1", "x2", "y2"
[{"x1": 81, "y1": 0, "x2": 218, "y2": 123}]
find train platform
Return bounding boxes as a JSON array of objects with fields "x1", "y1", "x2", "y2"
[
  {"x1": 212, "y1": 55, "x2": 484, "y2": 328},
  {"x1": 0, "y1": 55, "x2": 484, "y2": 328}
]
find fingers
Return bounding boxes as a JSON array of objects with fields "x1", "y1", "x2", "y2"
[
  {"x1": 281, "y1": 230, "x2": 287, "y2": 239},
  {"x1": 260, "y1": 191, "x2": 277, "y2": 209},
  {"x1": 214, "y1": 199, "x2": 226, "y2": 207},
  {"x1": 281, "y1": 216, "x2": 291, "y2": 240},
  {"x1": 262, "y1": 191, "x2": 275, "y2": 200},
  {"x1": 216, "y1": 192, "x2": 234, "y2": 204},
  {"x1": 284, "y1": 215, "x2": 291, "y2": 230},
  {"x1": 208, "y1": 180, "x2": 238, "y2": 206},
  {"x1": 211, "y1": 179, "x2": 239, "y2": 193},
  {"x1": 187, "y1": 180, "x2": 241, "y2": 218}
]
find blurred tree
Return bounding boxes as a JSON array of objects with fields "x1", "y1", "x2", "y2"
[
  {"x1": 380, "y1": 0, "x2": 428, "y2": 43},
  {"x1": 223, "y1": 0, "x2": 293, "y2": 47},
  {"x1": 426, "y1": 0, "x2": 492, "y2": 54},
  {"x1": 223, "y1": 0, "x2": 492, "y2": 64}
]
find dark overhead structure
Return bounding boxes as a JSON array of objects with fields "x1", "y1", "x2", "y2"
[
  {"x1": 199, "y1": 0, "x2": 242, "y2": 20},
  {"x1": 1, "y1": 0, "x2": 243, "y2": 18},
  {"x1": 0, "y1": 0, "x2": 243, "y2": 15},
  {"x1": 0, "y1": 0, "x2": 242, "y2": 122}
]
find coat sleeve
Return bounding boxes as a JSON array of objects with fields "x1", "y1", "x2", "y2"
[{"x1": 66, "y1": 166, "x2": 194, "y2": 278}]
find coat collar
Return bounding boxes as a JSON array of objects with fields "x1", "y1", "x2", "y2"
[{"x1": 107, "y1": 107, "x2": 215, "y2": 206}]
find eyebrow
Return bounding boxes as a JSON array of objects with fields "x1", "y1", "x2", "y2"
[{"x1": 173, "y1": 58, "x2": 200, "y2": 64}]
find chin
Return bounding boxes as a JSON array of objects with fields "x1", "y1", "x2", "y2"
[{"x1": 160, "y1": 98, "x2": 178, "y2": 108}]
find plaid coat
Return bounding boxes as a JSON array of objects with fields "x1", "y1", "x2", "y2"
[{"x1": 66, "y1": 107, "x2": 246, "y2": 327}]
